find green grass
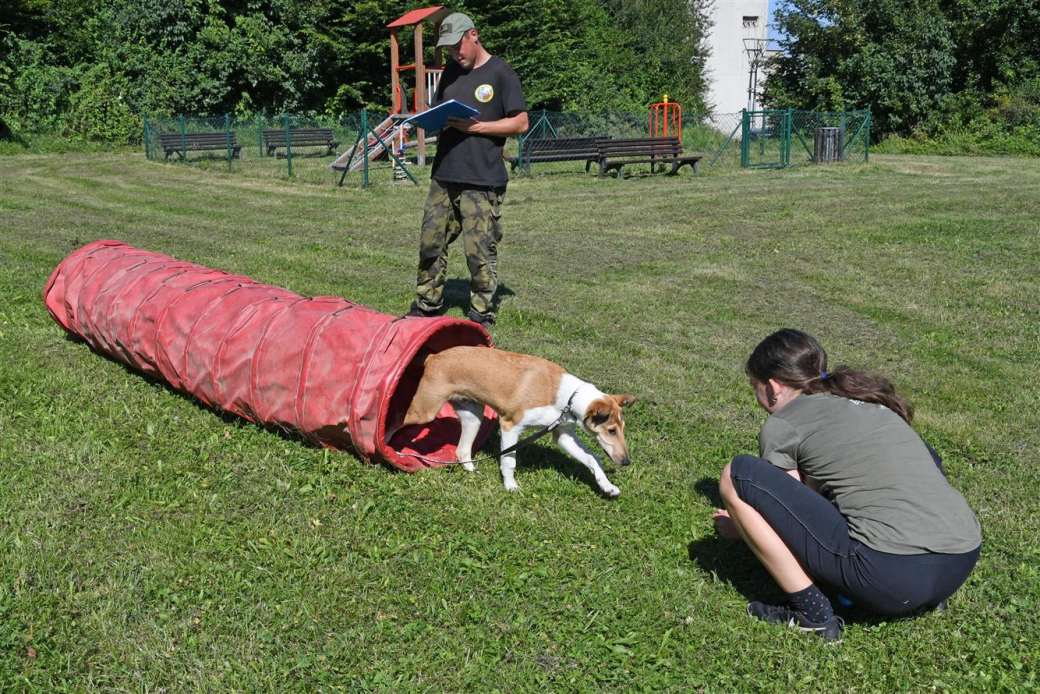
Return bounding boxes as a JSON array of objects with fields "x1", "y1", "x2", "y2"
[{"x1": 1, "y1": 152, "x2": 1038, "y2": 691}]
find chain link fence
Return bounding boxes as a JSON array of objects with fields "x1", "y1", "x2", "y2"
[
  {"x1": 144, "y1": 112, "x2": 367, "y2": 186},
  {"x1": 143, "y1": 107, "x2": 870, "y2": 186}
]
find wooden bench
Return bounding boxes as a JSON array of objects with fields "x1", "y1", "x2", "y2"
[
  {"x1": 158, "y1": 132, "x2": 242, "y2": 161},
  {"x1": 263, "y1": 128, "x2": 340, "y2": 157},
  {"x1": 506, "y1": 136, "x2": 606, "y2": 174},
  {"x1": 593, "y1": 136, "x2": 701, "y2": 178}
]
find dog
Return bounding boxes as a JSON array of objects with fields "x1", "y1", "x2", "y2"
[{"x1": 391, "y1": 346, "x2": 635, "y2": 495}]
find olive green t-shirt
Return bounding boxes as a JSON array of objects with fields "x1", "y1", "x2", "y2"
[{"x1": 759, "y1": 393, "x2": 982, "y2": 555}]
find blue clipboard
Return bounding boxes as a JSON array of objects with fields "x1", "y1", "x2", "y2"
[{"x1": 404, "y1": 99, "x2": 480, "y2": 132}]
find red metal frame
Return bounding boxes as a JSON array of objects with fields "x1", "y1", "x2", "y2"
[{"x1": 650, "y1": 99, "x2": 682, "y2": 139}]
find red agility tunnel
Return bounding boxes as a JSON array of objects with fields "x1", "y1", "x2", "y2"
[{"x1": 43, "y1": 240, "x2": 497, "y2": 471}]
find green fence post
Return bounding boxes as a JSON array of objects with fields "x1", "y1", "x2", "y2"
[
  {"x1": 179, "y1": 114, "x2": 187, "y2": 162},
  {"x1": 143, "y1": 113, "x2": 151, "y2": 159},
  {"x1": 785, "y1": 107, "x2": 792, "y2": 167},
  {"x1": 740, "y1": 110, "x2": 749, "y2": 168},
  {"x1": 257, "y1": 111, "x2": 263, "y2": 158},
  {"x1": 865, "y1": 107, "x2": 871, "y2": 163},
  {"x1": 839, "y1": 112, "x2": 847, "y2": 162},
  {"x1": 283, "y1": 113, "x2": 293, "y2": 178},
  {"x1": 362, "y1": 108, "x2": 370, "y2": 189},
  {"x1": 225, "y1": 113, "x2": 233, "y2": 167}
]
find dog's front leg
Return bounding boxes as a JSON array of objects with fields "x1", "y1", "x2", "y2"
[
  {"x1": 498, "y1": 426, "x2": 522, "y2": 491},
  {"x1": 554, "y1": 428, "x2": 620, "y2": 497}
]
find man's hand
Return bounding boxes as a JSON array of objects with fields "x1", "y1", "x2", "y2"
[
  {"x1": 712, "y1": 508, "x2": 742, "y2": 541},
  {"x1": 445, "y1": 111, "x2": 528, "y2": 137},
  {"x1": 446, "y1": 116, "x2": 484, "y2": 134}
]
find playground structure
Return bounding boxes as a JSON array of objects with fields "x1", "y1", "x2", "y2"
[
  {"x1": 331, "y1": 6, "x2": 450, "y2": 176},
  {"x1": 650, "y1": 95, "x2": 682, "y2": 140}
]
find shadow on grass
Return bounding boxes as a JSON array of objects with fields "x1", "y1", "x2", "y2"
[
  {"x1": 443, "y1": 278, "x2": 515, "y2": 316},
  {"x1": 686, "y1": 473, "x2": 783, "y2": 602},
  {"x1": 480, "y1": 434, "x2": 627, "y2": 498},
  {"x1": 65, "y1": 333, "x2": 404, "y2": 467}
]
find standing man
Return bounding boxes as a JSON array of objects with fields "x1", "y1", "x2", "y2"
[{"x1": 406, "y1": 12, "x2": 528, "y2": 328}]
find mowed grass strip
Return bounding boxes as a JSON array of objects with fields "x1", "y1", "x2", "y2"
[{"x1": 0, "y1": 152, "x2": 1037, "y2": 691}]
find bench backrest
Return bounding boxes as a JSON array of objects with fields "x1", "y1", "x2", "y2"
[
  {"x1": 158, "y1": 132, "x2": 237, "y2": 148},
  {"x1": 523, "y1": 136, "x2": 601, "y2": 156},
  {"x1": 263, "y1": 128, "x2": 335, "y2": 144},
  {"x1": 596, "y1": 136, "x2": 682, "y2": 157}
]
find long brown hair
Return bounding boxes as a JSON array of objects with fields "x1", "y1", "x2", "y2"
[{"x1": 745, "y1": 328, "x2": 914, "y2": 423}]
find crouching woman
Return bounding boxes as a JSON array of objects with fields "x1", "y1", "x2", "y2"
[{"x1": 715, "y1": 328, "x2": 981, "y2": 642}]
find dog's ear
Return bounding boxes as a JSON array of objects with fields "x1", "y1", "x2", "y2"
[
  {"x1": 612, "y1": 394, "x2": 636, "y2": 409},
  {"x1": 586, "y1": 399, "x2": 612, "y2": 426}
]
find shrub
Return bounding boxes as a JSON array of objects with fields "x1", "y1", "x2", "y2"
[{"x1": 66, "y1": 63, "x2": 139, "y2": 144}]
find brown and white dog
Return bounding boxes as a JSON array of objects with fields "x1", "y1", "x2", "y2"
[{"x1": 394, "y1": 346, "x2": 635, "y2": 495}]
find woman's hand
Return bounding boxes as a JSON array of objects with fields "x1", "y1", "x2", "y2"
[{"x1": 712, "y1": 508, "x2": 742, "y2": 541}]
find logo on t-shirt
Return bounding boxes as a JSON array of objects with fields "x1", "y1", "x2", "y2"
[{"x1": 475, "y1": 84, "x2": 494, "y2": 103}]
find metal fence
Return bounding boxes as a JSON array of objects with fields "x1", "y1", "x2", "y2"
[
  {"x1": 144, "y1": 112, "x2": 368, "y2": 185},
  {"x1": 517, "y1": 108, "x2": 870, "y2": 173},
  {"x1": 142, "y1": 107, "x2": 870, "y2": 186}
]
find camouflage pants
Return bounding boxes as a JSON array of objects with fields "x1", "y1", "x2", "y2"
[{"x1": 414, "y1": 179, "x2": 506, "y2": 318}]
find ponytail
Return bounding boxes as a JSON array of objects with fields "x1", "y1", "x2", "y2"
[
  {"x1": 804, "y1": 365, "x2": 913, "y2": 423},
  {"x1": 747, "y1": 329, "x2": 914, "y2": 423}
]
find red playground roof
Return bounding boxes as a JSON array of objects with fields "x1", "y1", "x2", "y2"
[{"x1": 387, "y1": 6, "x2": 449, "y2": 28}]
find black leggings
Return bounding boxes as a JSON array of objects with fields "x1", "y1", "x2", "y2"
[{"x1": 729, "y1": 454, "x2": 980, "y2": 615}]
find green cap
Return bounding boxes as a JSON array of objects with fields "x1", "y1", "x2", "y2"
[{"x1": 437, "y1": 13, "x2": 475, "y2": 47}]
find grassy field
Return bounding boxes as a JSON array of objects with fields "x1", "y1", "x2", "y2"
[{"x1": 1, "y1": 152, "x2": 1037, "y2": 691}]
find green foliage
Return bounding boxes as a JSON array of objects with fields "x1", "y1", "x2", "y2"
[
  {"x1": 764, "y1": 0, "x2": 955, "y2": 135},
  {"x1": 66, "y1": 62, "x2": 138, "y2": 143},
  {"x1": 764, "y1": 0, "x2": 1040, "y2": 142},
  {"x1": 0, "y1": 35, "x2": 76, "y2": 136},
  {"x1": 0, "y1": 0, "x2": 712, "y2": 143}
]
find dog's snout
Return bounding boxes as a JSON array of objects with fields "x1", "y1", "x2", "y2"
[{"x1": 619, "y1": 456, "x2": 631, "y2": 466}]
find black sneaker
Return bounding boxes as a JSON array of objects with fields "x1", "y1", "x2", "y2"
[
  {"x1": 468, "y1": 310, "x2": 494, "y2": 329},
  {"x1": 405, "y1": 302, "x2": 441, "y2": 318},
  {"x1": 747, "y1": 601, "x2": 844, "y2": 642}
]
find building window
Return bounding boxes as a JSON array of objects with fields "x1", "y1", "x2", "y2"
[{"x1": 742, "y1": 16, "x2": 759, "y2": 27}]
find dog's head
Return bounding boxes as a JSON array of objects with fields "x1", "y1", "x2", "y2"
[{"x1": 582, "y1": 394, "x2": 636, "y2": 466}]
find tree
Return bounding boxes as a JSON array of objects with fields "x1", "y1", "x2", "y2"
[{"x1": 764, "y1": 0, "x2": 955, "y2": 135}]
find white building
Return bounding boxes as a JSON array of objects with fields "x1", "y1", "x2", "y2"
[{"x1": 704, "y1": 0, "x2": 770, "y2": 114}]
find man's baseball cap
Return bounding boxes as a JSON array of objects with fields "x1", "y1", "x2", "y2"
[{"x1": 437, "y1": 13, "x2": 475, "y2": 47}]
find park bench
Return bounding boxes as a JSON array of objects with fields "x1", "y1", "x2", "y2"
[
  {"x1": 506, "y1": 136, "x2": 606, "y2": 174},
  {"x1": 263, "y1": 128, "x2": 340, "y2": 157},
  {"x1": 158, "y1": 132, "x2": 242, "y2": 161},
  {"x1": 593, "y1": 136, "x2": 701, "y2": 178}
]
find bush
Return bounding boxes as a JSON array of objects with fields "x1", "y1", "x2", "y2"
[{"x1": 66, "y1": 63, "x2": 139, "y2": 144}]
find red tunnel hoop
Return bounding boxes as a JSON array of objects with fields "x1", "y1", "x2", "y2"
[{"x1": 43, "y1": 240, "x2": 498, "y2": 472}]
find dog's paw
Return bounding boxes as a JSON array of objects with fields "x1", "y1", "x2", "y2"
[
  {"x1": 462, "y1": 462, "x2": 476, "y2": 472},
  {"x1": 602, "y1": 484, "x2": 621, "y2": 497},
  {"x1": 503, "y1": 481, "x2": 520, "y2": 491}
]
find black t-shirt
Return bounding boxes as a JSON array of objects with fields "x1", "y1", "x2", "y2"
[{"x1": 431, "y1": 55, "x2": 526, "y2": 187}]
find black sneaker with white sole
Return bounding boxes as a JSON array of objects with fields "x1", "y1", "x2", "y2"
[{"x1": 747, "y1": 601, "x2": 844, "y2": 642}]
